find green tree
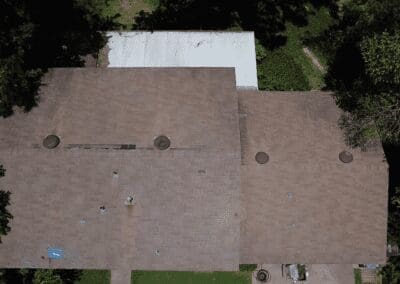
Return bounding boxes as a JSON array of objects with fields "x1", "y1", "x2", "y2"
[
  {"x1": 0, "y1": 165, "x2": 12, "y2": 243},
  {"x1": 134, "y1": 0, "x2": 337, "y2": 48},
  {"x1": 0, "y1": 269, "x2": 82, "y2": 284},
  {"x1": 33, "y1": 270, "x2": 62, "y2": 284},
  {"x1": 308, "y1": 0, "x2": 400, "y2": 146},
  {"x1": 0, "y1": 0, "x2": 118, "y2": 117},
  {"x1": 380, "y1": 257, "x2": 400, "y2": 284}
]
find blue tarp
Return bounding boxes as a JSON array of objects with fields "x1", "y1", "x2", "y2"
[{"x1": 47, "y1": 247, "x2": 64, "y2": 259}]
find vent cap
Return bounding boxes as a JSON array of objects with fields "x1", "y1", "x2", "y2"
[{"x1": 43, "y1": 135, "x2": 60, "y2": 149}]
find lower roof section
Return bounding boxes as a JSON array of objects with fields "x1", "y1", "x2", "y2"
[{"x1": 239, "y1": 91, "x2": 388, "y2": 264}]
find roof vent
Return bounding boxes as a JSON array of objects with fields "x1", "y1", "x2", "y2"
[
  {"x1": 339, "y1": 151, "x2": 353, "y2": 163},
  {"x1": 154, "y1": 135, "x2": 171, "y2": 150},
  {"x1": 255, "y1": 152, "x2": 269, "y2": 164},
  {"x1": 43, "y1": 135, "x2": 60, "y2": 149},
  {"x1": 256, "y1": 269, "x2": 271, "y2": 282}
]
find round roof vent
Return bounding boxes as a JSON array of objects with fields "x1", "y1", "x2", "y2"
[
  {"x1": 255, "y1": 152, "x2": 269, "y2": 164},
  {"x1": 43, "y1": 135, "x2": 60, "y2": 149},
  {"x1": 154, "y1": 135, "x2": 171, "y2": 150},
  {"x1": 256, "y1": 269, "x2": 271, "y2": 282},
  {"x1": 339, "y1": 151, "x2": 353, "y2": 163}
]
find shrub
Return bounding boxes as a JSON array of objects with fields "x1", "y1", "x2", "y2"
[
  {"x1": 239, "y1": 264, "x2": 257, "y2": 272},
  {"x1": 258, "y1": 49, "x2": 310, "y2": 91}
]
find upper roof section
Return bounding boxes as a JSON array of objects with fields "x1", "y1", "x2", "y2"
[
  {"x1": 105, "y1": 31, "x2": 258, "y2": 89},
  {"x1": 0, "y1": 68, "x2": 239, "y2": 154},
  {"x1": 0, "y1": 68, "x2": 241, "y2": 271}
]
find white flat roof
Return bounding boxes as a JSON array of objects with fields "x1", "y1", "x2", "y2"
[{"x1": 106, "y1": 31, "x2": 258, "y2": 89}]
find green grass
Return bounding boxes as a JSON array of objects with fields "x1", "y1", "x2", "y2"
[
  {"x1": 259, "y1": 6, "x2": 334, "y2": 90},
  {"x1": 132, "y1": 271, "x2": 251, "y2": 284},
  {"x1": 75, "y1": 270, "x2": 110, "y2": 284},
  {"x1": 354, "y1": 268, "x2": 362, "y2": 284},
  {"x1": 91, "y1": 0, "x2": 158, "y2": 29},
  {"x1": 239, "y1": 264, "x2": 257, "y2": 272}
]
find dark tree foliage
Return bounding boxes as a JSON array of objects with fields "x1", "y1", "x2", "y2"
[
  {"x1": 0, "y1": 0, "x2": 118, "y2": 117},
  {"x1": 0, "y1": 268, "x2": 82, "y2": 284},
  {"x1": 384, "y1": 144, "x2": 400, "y2": 246},
  {"x1": 134, "y1": 0, "x2": 337, "y2": 48},
  {"x1": 305, "y1": 0, "x2": 400, "y2": 146},
  {"x1": 380, "y1": 256, "x2": 400, "y2": 284},
  {"x1": 0, "y1": 165, "x2": 12, "y2": 243}
]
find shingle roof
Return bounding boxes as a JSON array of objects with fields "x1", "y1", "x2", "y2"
[
  {"x1": 0, "y1": 69, "x2": 388, "y2": 271},
  {"x1": 239, "y1": 91, "x2": 388, "y2": 264},
  {"x1": 0, "y1": 68, "x2": 241, "y2": 270}
]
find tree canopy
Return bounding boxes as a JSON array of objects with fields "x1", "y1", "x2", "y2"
[
  {"x1": 0, "y1": 165, "x2": 12, "y2": 243},
  {"x1": 307, "y1": 0, "x2": 400, "y2": 147},
  {"x1": 380, "y1": 256, "x2": 400, "y2": 284},
  {"x1": 134, "y1": 0, "x2": 337, "y2": 48},
  {"x1": 0, "y1": 0, "x2": 118, "y2": 117},
  {"x1": 33, "y1": 270, "x2": 62, "y2": 284},
  {"x1": 0, "y1": 268, "x2": 82, "y2": 284}
]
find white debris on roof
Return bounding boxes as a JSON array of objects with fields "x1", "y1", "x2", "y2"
[{"x1": 106, "y1": 31, "x2": 258, "y2": 89}]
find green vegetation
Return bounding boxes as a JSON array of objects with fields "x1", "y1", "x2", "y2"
[
  {"x1": 76, "y1": 270, "x2": 110, "y2": 284},
  {"x1": 0, "y1": 269, "x2": 82, "y2": 283},
  {"x1": 380, "y1": 257, "x2": 400, "y2": 284},
  {"x1": 0, "y1": 165, "x2": 12, "y2": 243},
  {"x1": 90, "y1": 0, "x2": 158, "y2": 29},
  {"x1": 257, "y1": 5, "x2": 334, "y2": 90},
  {"x1": 257, "y1": 48, "x2": 310, "y2": 91},
  {"x1": 354, "y1": 268, "x2": 362, "y2": 284},
  {"x1": 33, "y1": 270, "x2": 62, "y2": 284},
  {"x1": 309, "y1": 0, "x2": 400, "y2": 146},
  {"x1": 132, "y1": 271, "x2": 251, "y2": 284},
  {"x1": 239, "y1": 264, "x2": 257, "y2": 272},
  {"x1": 0, "y1": 0, "x2": 118, "y2": 117}
]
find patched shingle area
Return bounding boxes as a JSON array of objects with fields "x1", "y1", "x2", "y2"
[
  {"x1": 239, "y1": 92, "x2": 388, "y2": 264},
  {"x1": 0, "y1": 68, "x2": 241, "y2": 271}
]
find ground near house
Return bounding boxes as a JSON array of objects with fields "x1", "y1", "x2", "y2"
[
  {"x1": 74, "y1": 270, "x2": 251, "y2": 284},
  {"x1": 75, "y1": 265, "x2": 356, "y2": 284},
  {"x1": 132, "y1": 271, "x2": 251, "y2": 284},
  {"x1": 252, "y1": 264, "x2": 355, "y2": 284},
  {"x1": 76, "y1": 270, "x2": 110, "y2": 284},
  {"x1": 257, "y1": 5, "x2": 333, "y2": 91},
  {"x1": 87, "y1": 0, "x2": 158, "y2": 28}
]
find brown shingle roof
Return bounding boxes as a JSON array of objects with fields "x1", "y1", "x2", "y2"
[
  {"x1": 239, "y1": 91, "x2": 388, "y2": 264},
  {"x1": 0, "y1": 68, "x2": 241, "y2": 270},
  {"x1": 0, "y1": 70, "x2": 388, "y2": 271}
]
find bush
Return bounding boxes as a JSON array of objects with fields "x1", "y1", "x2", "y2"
[
  {"x1": 354, "y1": 268, "x2": 362, "y2": 284},
  {"x1": 239, "y1": 264, "x2": 257, "y2": 272},
  {"x1": 258, "y1": 49, "x2": 311, "y2": 91},
  {"x1": 0, "y1": 165, "x2": 13, "y2": 243},
  {"x1": 33, "y1": 270, "x2": 62, "y2": 284}
]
